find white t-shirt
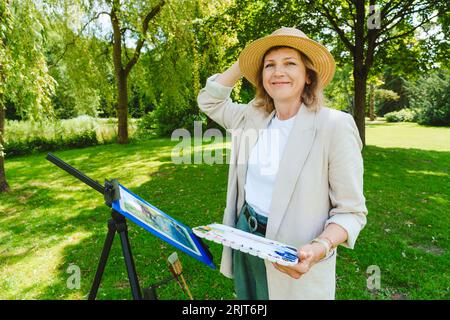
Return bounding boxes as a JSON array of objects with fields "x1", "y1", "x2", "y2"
[{"x1": 244, "y1": 113, "x2": 297, "y2": 217}]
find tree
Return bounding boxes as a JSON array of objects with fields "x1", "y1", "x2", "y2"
[
  {"x1": 41, "y1": 0, "x2": 216, "y2": 136},
  {"x1": 0, "y1": 0, "x2": 56, "y2": 192},
  {"x1": 125, "y1": 0, "x2": 230, "y2": 136},
  {"x1": 48, "y1": 0, "x2": 166, "y2": 143},
  {"x1": 46, "y1": 26, "x2": 116, "y2": 119},
  {"x1": 0, "y1": 4, "x2": 8, "y2": 191},
  {"x1": 213, "y1": 0, "x2": 447, "y2": 145},
  {"x1": 406, "y1": 70, "x2": 450, "y2": 126},
  {"x1": 304, "y1": 0, "x2": 446, "y2": 145},
  {"x1": 109, "y1": 0, "x2": 165, "y2": 143},
  {"x1": 367, "y1": 76, "x2": 383, "y2": 120}
]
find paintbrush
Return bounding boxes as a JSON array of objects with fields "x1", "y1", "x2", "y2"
[
  {"x1": 168, "y1": 252, "x2": 193, "y2": 300},
  {"x1": 165, "y1": 252, "x2": 185, "y2": 294}
]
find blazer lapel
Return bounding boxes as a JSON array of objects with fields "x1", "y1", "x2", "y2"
[{"x1": 266, "y1": 104, "x2": 318, "y2": 239}]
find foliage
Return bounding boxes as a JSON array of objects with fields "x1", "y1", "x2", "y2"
[
  {"x1": 135, "y1": 111, "x2": 156, "y2": 139},
  {"x1": 198, "y1": 0, "x2": 448, "y2": 146},
  {"x1": 374, "y1": 88, "x2": 401, "y2": 116},
  {"x1": 150, "y1": 100, "x2": 205, "y2": 137},
  {"x1": 376, "y1": 71, "x2": 409, "y2": 116},
  {"x1": 1, "y1": 0, "x2": 59, "y2": 191},
  {"x1": 3, "y1": 116, "x2": 140, "y2": 157},
  {"x1": 405, "y1": 71, "x2": 450, "y2": 126},
  {"x1": 128, "y1": 0, "x2": 230, "y2": 136},
  {"x1": 5, "y1": 130, "x2": 98, "y2": 157},
  {"x1": 46, "y1": 27, "x2": 115, "y2": 118},
  {"x1": 325, "y1": 65, "x2": 354, "y2": 112},
  {"x1": 384, "y1": 109, "x2": 417, "y2": 123},
  {"x1": 1, "y1": 0, "x2": 56, "y2": 120}
]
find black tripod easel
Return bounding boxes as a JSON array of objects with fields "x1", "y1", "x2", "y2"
[
  {"x1": 89, "y1": 208, "x2": 142, "y2": 300},
  {"x1": 46, "y1": 153, "x2": 204, "y2": 300},
  {"x1": 46, "y1": 153, "x2": 168, "y2": 300}
]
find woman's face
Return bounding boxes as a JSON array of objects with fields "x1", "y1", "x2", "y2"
[{"x1": 262, "y1": 47, "x2": 308, "y2": 105}]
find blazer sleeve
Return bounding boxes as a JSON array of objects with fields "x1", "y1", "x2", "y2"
[
  {"x1": 325, "y1": 112, "x2": 368, "y2": 249},
  {"x1": 197, "y1": 74, "x2": 248, "y2": 130}
]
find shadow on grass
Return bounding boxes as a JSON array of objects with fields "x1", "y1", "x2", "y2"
[
  {"x1": 30, "y1": 159, "x2": 231, "y2": 299},
  {"x1": 338, "y1": 145, "x2": 449, "y2": 300},
  {"x1": 1, "y1": 141, "x2": 448, "y2": 299},
  {"x1": 36, "y1": 162, "x2": 232, "y2": 300}
]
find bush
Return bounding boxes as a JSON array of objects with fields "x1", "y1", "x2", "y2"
[
  {"x1": 374, "y1": 88, "x2": 400, "y2": 116},
  {"x1": 134, "y1": 112, "x2": 156, "y2": 140},
  {"x1": 384, "y1": 109, "x2": 418, "y2": 123},
  {"x1": 150, "y1": 98, "x2": 203, "y2": 137},
  {"x1": 405, "y1": 71, "x2": 450, "y2": 126},
  {"x1": 3, "y1": 116, "x2": 123, "y2": 158},
  {"x1": 4, "y1": 130, "x2": 98, "y2": 157},
  {"x1": 375, "y1": 75, "x2": 409, "y2": 116}
]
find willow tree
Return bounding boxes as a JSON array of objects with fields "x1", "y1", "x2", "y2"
[
  {"x1": 0, "y1": 0, "x2": 55, "y2": 192},
  {"x1": 50, "y1": 0, "x2": 166, "y2": 143}
]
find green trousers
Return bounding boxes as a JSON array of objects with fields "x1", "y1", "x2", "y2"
[{"x1": 232, "y1": 203, "x2": 269, "y2": 300}]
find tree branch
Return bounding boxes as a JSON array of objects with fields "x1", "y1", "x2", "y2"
[
  {"x1": 307, "y1": 0, "x2": 355, "y2": 55},
  {"x1": 48, "y1": 11, "x2": 111, "y2": 68},
  {"x1": 379, "y1": 0, "x2": 423, "y2": 34},
  {"x1": 376, "y1": 12, "x2": 440, "y2": 46},
  {"x1": 344, "y1": 0, "x2": 356, "y2": 23},
  {"x1": 381, "y1": 3, "x2": 436, "y2": 37},
  {"x1": 124, "y1": 1, "x2": 165, "y2": 76},
  {"x1": 381, "y1": 0, "x2": 414, "y2": 22},
  {"x1": 364, "y1": 0, "x2": 378, "y2": 70},
  {"x1": 111, "y1": 2, "x2": 124, "y2": 74}
]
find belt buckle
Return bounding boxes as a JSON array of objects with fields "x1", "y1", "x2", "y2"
[{"x1": 247, "y1": 215, "x2": 258, "y2": 232}]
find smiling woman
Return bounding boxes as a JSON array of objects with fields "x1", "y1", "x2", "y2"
[
  {"x1": 197, "y1": 27, "x2": 368, "y2": 300},
  {"x1": 255, "y1": 46, "x2": 323, "y2": 119},
  {"x1": 259, "y1": 47, "x2": 308, "y2": 119}
]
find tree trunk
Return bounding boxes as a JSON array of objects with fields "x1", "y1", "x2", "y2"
[
  {"x1": 353, "y1": 68, "x2": 367, "y2": 146},
  {"x1": 110, "y1": 0, "x2": 164, "y2": 144},
  {"x1": 369, "y1": 84, "x2": 375, "y2": 121},
  {"x1": 117, "y1": 70, "x2": 128, "y2": 144},
  {"x1": 0, "y1": 104, "x2": 9, "y2": 192},
  {"x1": 111, "y1": 2, "x2": 128, "y2": 145},
  {"x1": 353, "y1": 0, "x2": 367, "y2": 147}
]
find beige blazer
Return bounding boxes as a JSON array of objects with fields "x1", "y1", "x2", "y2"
[{"x1": 197, "y1": 75, "x2": 368, "y2": 300}]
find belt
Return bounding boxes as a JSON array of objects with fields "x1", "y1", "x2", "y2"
[{"x1": 243, "y1": 205, "x2": 267, "y2": 235}]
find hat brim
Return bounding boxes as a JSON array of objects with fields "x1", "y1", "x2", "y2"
[{"x1": 239, "y1": 35, "x2": 336, "y2": 87}]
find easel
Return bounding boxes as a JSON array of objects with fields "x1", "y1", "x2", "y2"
[
  {"x1": 89, "y1": 208, "x2": 142, "y2": 300},
  {"x1": 46, "y1": 153, "x2": 187, "y2": 300}
]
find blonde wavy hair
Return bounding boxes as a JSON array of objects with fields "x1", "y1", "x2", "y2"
[{"x1": 253, "y1": 46, "x2": 324, "y2": 113}]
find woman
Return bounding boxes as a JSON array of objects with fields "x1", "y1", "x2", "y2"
[{"x1": 197, "y1": 27, "x2": 368, "y2": 300}]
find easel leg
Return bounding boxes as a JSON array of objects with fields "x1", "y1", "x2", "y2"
[
  {"x1": 88, "y1": 210, "x2": 142, "y2": 300},
  {"x1": 88, "y1": 218, "x2": 116, "y2": 300},
  {"x1": 118, "y1": 227, "x2": 142, "y2": 300}
]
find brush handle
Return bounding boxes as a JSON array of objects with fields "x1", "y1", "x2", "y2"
[{"x1": 179, "y1": 274, "x2": 193, "y2": 300}]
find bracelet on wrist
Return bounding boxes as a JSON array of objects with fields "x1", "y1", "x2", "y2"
[
  {"x1": 310, "y1": 238, "x2": 331, "y2": 259},
  {"x1": 319, "y1": 236, "x2": 334, "y2": 250}
]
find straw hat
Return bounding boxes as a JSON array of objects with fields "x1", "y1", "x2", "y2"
[{"x1": 239, "y1": 27, "x2": 336, "y2": 87}]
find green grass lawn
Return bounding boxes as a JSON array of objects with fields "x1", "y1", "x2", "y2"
[
  {"x1": 0, "y1": 122, "x2": 449, "y2": 300},
  {"x1": 366, "y1": 121, "x2": 450, "y2": 151}
]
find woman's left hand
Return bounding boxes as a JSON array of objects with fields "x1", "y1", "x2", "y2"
[{"x1": 272, "y1": 243, "x2": 326, "y2": 279}]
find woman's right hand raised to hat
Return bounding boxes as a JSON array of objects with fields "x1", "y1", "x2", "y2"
[{"x1": 215, "y1": 60, "x2": 242, "y2": 88}]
